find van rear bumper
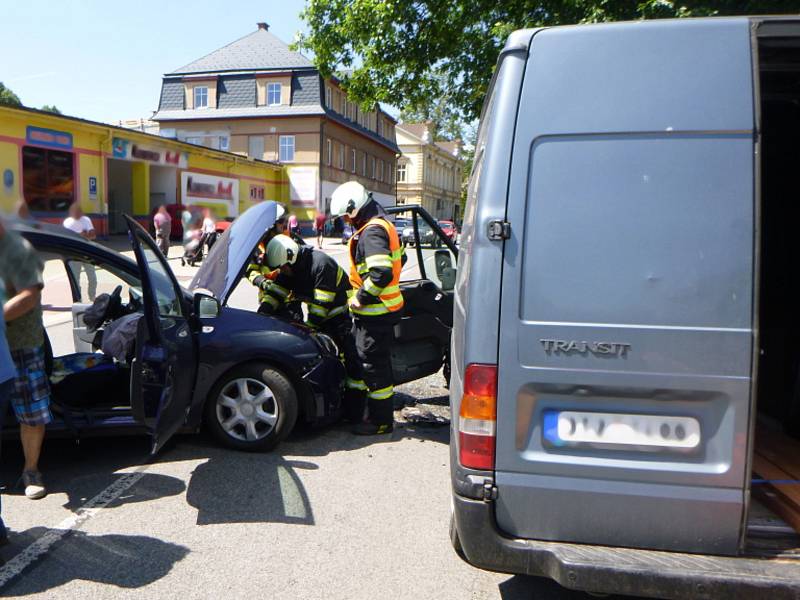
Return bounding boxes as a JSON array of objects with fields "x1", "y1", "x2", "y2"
[{"x1": 452, "y1": 493, "x2": 800, "y2": 599}]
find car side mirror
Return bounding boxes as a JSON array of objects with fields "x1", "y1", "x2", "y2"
[
  {"x1": 193, "y1": 292, "x2": 220, "y2": 319},
  {"x1": 434, "y1": 249, "x2": 456, "y2": 291}
]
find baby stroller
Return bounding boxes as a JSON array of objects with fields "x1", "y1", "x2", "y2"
[{"x1": 181, "y1": 230, "x2": 209, "y2": 267}]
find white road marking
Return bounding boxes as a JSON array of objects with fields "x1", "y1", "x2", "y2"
[{"x1": 0, "y1": 464, "x2": 150, "y2": 588}]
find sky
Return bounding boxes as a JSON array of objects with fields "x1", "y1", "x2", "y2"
[{"x1": 0, "y1": 0, "x2": 311, "y2": 124}]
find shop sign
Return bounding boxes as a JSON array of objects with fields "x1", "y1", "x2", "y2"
[
  {"x1": 111, "y1": 137, "x2": 188, "y2": 169},
  {"x1": 249, "y1": 184, "x2": 265, "y2": 201},
  {"x1": 26, "y1": 126, "x2": 72, "y2": 150},
  {"x1": 88, "y1": 176, "x2": 97, "y2": 200},
  {"x1": 181, "y1": 171, "x2": 239, "y2": 217},
  {"x1": 288, "y1": 167, "x2": 317, "y2": 208}
]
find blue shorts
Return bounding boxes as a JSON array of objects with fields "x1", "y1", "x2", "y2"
[{"x1": 9, "y1": 346, "x2": 52, "y2": 426}]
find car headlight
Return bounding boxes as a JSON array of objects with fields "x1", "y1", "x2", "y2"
[{"x1": 312, "y1": 332, "x2": 339, "y2": 357}]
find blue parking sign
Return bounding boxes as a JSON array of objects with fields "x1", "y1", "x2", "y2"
[{"x1": 88, "y1": 176, "x2": 97, "y2": 199}]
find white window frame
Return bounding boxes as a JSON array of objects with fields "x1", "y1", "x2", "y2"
[
  {"x1": 186, "y1": 136, "x2": 204, "y2": 145},
  {"x1": 279, "y1": 135, "x2": 295, "y2": 162},
  {"x1": 397, "y1": 163, "x2": 406, "y2": 183},
  {"x1": 194, "y1": 86, "x2": 209, "y2": 109},
  {"x1": 351, "y1": 149, "x2": 356, "y2": 173},
  {"x1": 219, "y1": 136, "x2": 230, "y2": 152},
  {"x1": 326, "y1": 139, "x2": 332, "y2": 166},
  {"x1": 379, "y1": 160, "x2": 384, "y2": 182},
  {"x1": 338, "y1": 143, "x2": 345, "y2": 169},
  {"x1": 325, "y1": 86, "x2": 332, "y2": 107},
  {"x1": 267, "y1": 82, "x2": 281, "y2": 106}
]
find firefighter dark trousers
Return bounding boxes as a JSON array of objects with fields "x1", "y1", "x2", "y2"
[{"x1": 347, "y1": 316, "x2": 395, "y2": 426}]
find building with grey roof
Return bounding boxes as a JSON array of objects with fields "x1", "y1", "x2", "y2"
[{"x1": 152, "y1": 23, "x2": 399, "y2": 223}]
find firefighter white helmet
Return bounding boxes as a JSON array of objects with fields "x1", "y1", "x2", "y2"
[
  {"x1": 265, "y1": 234, "x2": 300, "y2": 269},
  {"x1": 330, "y1": 181, "x2": 371, "y2": 219}
]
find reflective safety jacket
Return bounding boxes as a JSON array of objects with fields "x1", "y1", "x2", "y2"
[
  {"x1": 259, "y1": 245, "x2": 351, "y2": 328},
  {"x1": 246, "y1": 242, "x2": 280, "y2": 304},
  {"x1": 348, "y1": 217, "x2": 404, "y2": 317}
]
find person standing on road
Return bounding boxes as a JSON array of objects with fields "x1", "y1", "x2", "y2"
[
  {"x1": 314, "y1": 211, "x2": 327, "y2": 249},
  {"x1": 63, "y1": 203, "x2": 97, "y2": 300},
  {"x1": 0, "y1": 215, "x2": 51, "y2": 499},
  {"x1": 201, "y1": 208, "x2": 218, "y2": 251},
  {"x1": 287, "y1": 213, "x2": 299, "y2": 237},
  {"x1": 261, "y1": 236, "x2": 360, "y2": 393},
  {"x1": 0, "y1": 277, "x2": 15, "y2": 540},
  {"x1": 153, "y1": 206, "x2": 172, "y2": 257},
  {"x1": 331, "y1": 181, "x2": 404, "y2": 435}
]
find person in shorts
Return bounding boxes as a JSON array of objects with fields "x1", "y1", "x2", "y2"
[
  {"x1": 0, "y1": 277, "x2": 15, "y2": 540},
  {"x1": 0, "y1": 214, "x2": 51, "y2": 499}
]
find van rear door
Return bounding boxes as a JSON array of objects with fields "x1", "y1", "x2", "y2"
[{"x1": 495, "y1": 19, "x2": 755, "y2": 554}]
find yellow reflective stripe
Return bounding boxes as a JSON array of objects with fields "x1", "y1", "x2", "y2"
[
  {"x1": 314, "y1": 288, "x2": 336, "y2": 303},
  {"x1": 389, "y1": 248, "x2": 404, "y2": 261},
  {"x1": 357, "y1": 262, "x2": 369, "y2": 275},
  {"x1": 350, "y1": 303, "x2": 390, "y2": 316},
  {"x1": 308, "y1": 303, "x2": 329, "y2": 317},
  {"x1": 382, "y1": 285, "x2": 400, "y2": 296},
  {"x1": 304, "y1": 320, "x2": 319, "y2": 329},
  {"x1": 365, "y1": 254, "x2": 393, "y2": 268},
  {"x1": 336, "y1": 268, "x2": 344, "y2": 285},
  {"x1": 346, "y1": 378, "x2": 368, "y2": 391},
  {"x1": 368, "y1": 385, "x2": 393, "y2": 400},
  {"x1": 262, "y1": 295, "x2": 280, "y2": 309},
  {"x1": 327, "y1": 305, "x2": 347, "y2": 319},
  {"x1": 382, "y1": 294, "x2": 404, "y2": 309},
  {"x1": 270, "y1": 284, "x2": 290, "y2": 299},
  {"x1": 346, "y1": 288, "x2": 356, "y2": 298},
  {"x1": 362, "y1": 279, "x2": 384, "y2": 296}
]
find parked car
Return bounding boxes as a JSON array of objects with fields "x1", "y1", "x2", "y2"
[
  {"x1": 437, "y1": 220, "x2": 458, "y2": 243},
  {"x1": 16, "y1": 202, "x2": 345, "y2": 454},
  {"x1": 402, "y1": 222, "x2": 440, "y2": 247},
  {"x1": 449, "y1": 16, "x2": 800, "y2": 598}
]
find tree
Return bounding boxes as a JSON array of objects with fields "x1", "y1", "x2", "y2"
[
  {"x1": 297, "y1": 1, "x2": 800, "y2": 122},
  {"x1": 0, "y1": 82, "x2": 22, "y2": 107},
  {"x1": 40, "y1": 105, "x2": 62, "y2": 114}
]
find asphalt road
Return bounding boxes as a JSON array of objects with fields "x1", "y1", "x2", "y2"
[{"x1": 1, "y1": 235, "x2": 644, "y2": 599}]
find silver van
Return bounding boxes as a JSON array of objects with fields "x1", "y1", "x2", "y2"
[{"x1": 450, "y1": 17, "x2": 800, "y2": 598}]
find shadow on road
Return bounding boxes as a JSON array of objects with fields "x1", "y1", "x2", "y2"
[
  {"x1": 0, "y1": 527, "x2": 189, "y2": 596},
  {"x1": 499, "y1": 575, "x2": 647, "y2": 600}
]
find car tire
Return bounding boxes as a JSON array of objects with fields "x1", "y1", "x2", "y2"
[{"x1": 204, "y1": 363, "x2": 298, "y2": 452}]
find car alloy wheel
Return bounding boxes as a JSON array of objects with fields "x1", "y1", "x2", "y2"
[{"x1": 216, "y1": 377, "x2": 278, "y2": 442}]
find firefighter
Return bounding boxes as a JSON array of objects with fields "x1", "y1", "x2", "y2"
[
  {"x1": 247, "y1": 206, "x2": 304, "y2": 317},
  {"x1": 260, "y1": 235, "x2": 361, "y2": 410},
  {"x1": 330, "y1": 181, "x2": 404, "y2": 435}
]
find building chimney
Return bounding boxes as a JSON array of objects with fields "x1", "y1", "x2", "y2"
[{"x1": 257, "y1": 22, "x2": 269, "y2": 31}]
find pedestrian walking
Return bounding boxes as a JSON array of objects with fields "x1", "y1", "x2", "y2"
[
  {"x1": 0, "y1": 276, "x2": 15, "y2": 541},
  {"x1": 287, "y1": 213, "x2": 299, "y2": 237},
  {"x1": 153, "y1": 205, "x2": 172, "y2": 257},
  {"x1": 0, "y1": 215, "x2": 51, "y2": 499},
  {"x1": 331, "y1": 181, "x2": 404, "y2": 435},
  {"x1": 201, "y1": 208, "x2": 218, "y2": 251},
  {"x1": 63, "y1": 203, "x2": 97, "y2": 300},
  {"x1": 314, "y1": 211, "x2": 328, "y2": 249}
]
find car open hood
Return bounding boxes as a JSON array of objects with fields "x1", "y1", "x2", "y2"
[{"x1": 189, "y1": 201, "x2": 278, "y2": 305}]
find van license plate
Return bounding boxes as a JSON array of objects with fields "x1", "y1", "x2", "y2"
[{"x1": 543, "y1": 410, "x2": 701, "y2": 450}]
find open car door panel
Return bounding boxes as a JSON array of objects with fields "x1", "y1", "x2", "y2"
[{"x1": 125, "y1": 216, "x2": 197, "y2": 454}]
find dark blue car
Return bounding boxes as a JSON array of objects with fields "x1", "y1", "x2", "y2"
[{"x1": 16, "y1": 202, "x2": 344, "y2": 453}]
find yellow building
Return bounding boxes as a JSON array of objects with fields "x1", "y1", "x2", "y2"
[
  {"x1": 152, "y1": 22, "x2": 399, "y2": 230},
  {"x1": 396, "y1": 123, "x2": 463, "y2": 222},
  {"x1": 0, "y1": 104, "x2": 287, "y2": 235}
]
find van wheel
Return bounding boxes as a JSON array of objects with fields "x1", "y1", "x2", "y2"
[
  {"x1": 449, "y1": 513, "x2": 467, "y2": 560},
  {"x1": 204, "y1": 363, "x2": 298, "y2": 452}
]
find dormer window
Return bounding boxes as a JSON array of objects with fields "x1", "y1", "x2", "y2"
[
  {"x1": 267, "y1": 82, "x2": 281, "y2": 106},
  {"x1": 194, "y1": 86, "x2": 209, "y2": 109}
]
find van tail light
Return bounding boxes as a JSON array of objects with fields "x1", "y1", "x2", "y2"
[{"x1": 458, "y1": 364, "x2": 498, "y2": 470}]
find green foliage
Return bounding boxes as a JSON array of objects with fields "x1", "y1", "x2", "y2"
[
  {"x1": 0, "y1": 82, "x2": 22, "y2": 107},
  {"x1": 297, "y1": 0, "x2": 800, "y2": 122},
  {"x1": 40, "y1": 104, "x2": 61, "y2": 114}
]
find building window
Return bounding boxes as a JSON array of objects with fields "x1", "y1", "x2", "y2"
[
  {"x1": 267, "y1": 82, "x2": 281, "y2": 106},
  {"x1": 279, "y1": 135, "x2": 295, "y2": 162},
  {"x1": 325, "y1": 86, "x2": 332, "y2": 107},
  {"x1": 22, "y1": 146, "x2": 74, "y2": 213},
  {"x1": 377, "y1": 118, "x2": 383, "y2": 137},
  {"x1": 326, "y1": 139, "x2": 332, "y2": 166},
  {"x1": 362, "y1": 153, "x2": 367, "y2": 176},
  {"x1": 338, "y1": 144, "x2": 345, "y2": 169},
  {"x1": 194, "y1": 86, "x2": 208, "y2": 109},
  {"x1": 351, "y1": 149, "x2": 356, "y2": 173},
  {"x1": 219, "y1": 136, "x2": 230, "y2": 152},
  {"x1": 371, "y1": 157, "x2": 376, "y2": 180},
  {"x1": 379, "y1": 160, "x2": 384, "y2": 182},
  {"x1": 248, "y1": 136, "x2": 265, "y2": 160},
  {"x1": 186, "y1": 136, "x2": 203, "y2": 145},
  {"x1": 397, "y1": 196, "x2": 406, "y2": 205}
]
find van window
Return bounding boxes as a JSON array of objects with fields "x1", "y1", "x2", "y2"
[{"x1": 521, "y1": 134, "x2": 752, "y2": 328}]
